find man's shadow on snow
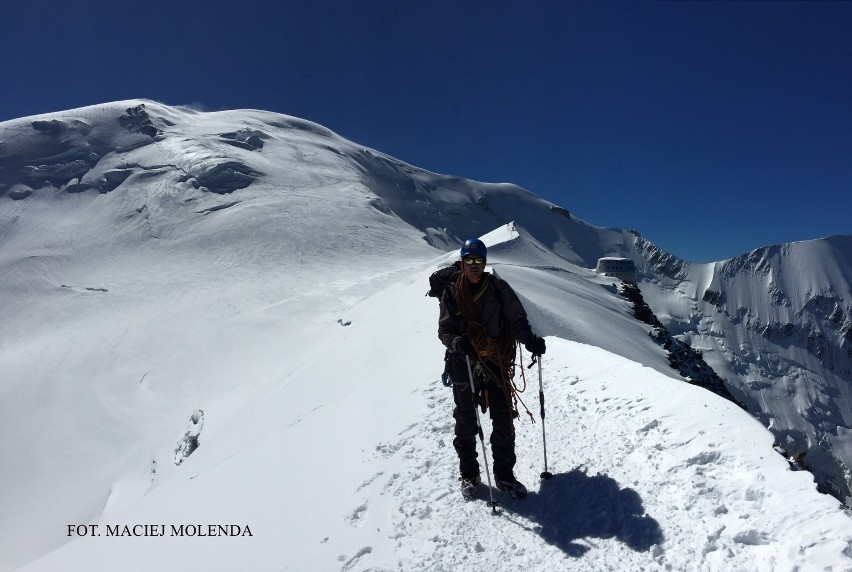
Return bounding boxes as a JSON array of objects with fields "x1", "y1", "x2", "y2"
[{"x1": 494, "y1": 468, "x2": 664, "y2": 557}]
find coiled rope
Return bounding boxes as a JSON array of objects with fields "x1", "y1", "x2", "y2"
[{"x1": 455, "y1": 273, "x2": 535, "y2": 424}]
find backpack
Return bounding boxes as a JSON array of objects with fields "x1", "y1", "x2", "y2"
[{"x1": 426, "y1": 261, "x2": 461, "y2": 300}]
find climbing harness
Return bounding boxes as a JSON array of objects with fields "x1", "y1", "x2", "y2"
[{"x1": 455, "y1": 273, "x2": 535, "y2": 426}]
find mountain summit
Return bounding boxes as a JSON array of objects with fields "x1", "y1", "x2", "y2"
[{"x1": 1, "y1": 101, "x2": 850, "y2": 571}]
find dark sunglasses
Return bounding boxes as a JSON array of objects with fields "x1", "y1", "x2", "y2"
[{"x1": 463, "y1": 257, "x2": 485, "y2": 265}]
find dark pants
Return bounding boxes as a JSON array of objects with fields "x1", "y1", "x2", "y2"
[{"x1": 447, "y1": 356, "x2": 516, "y2": 482}]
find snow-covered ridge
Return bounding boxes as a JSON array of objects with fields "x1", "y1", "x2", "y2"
[
  {"x1": 0, "y1": 99, "x2": 650, "y2": 265},
  {"x1": 2, "y1": 101, "x2": 851, "y2": 571}
]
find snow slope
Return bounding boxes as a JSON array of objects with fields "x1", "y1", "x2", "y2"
[
  {"x1": 1, "y1": 101, "x2": 851, "y2": 571},
  {"x1": 639, "y1": 237, "x2": 852, "y2": 503}
]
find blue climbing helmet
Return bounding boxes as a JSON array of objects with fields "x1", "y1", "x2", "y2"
[{"x1": 460, "y1": 238, "x2": 487, "y2": 259}]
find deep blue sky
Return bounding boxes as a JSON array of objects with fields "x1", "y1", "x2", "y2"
[{"x1": 2, "y1": 1, "x2": 850, "y2": 262}]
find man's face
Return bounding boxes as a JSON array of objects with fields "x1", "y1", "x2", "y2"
[{"x1": 462, "y1": 255, "x2": 486, "y2": 282}]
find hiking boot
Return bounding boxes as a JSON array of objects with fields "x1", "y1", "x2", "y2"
[
  {"x1": 496, "y1": 476, "x2": 528, "y2": 499},
  {"x1": 459, "y1": 476, "x2": 481, "y2": 500}
]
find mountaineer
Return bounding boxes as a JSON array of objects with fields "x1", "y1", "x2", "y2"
[{"x1": 437, "y1": 238, "x2": 546, "y2": 500}]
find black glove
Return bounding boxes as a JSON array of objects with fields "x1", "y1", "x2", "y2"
[
  {"x1": 525, "y1": 335, "x2": 546, "y2": 356},
  {"x1": 452, "y1": 335, "x2": 475, "y2": 355}
]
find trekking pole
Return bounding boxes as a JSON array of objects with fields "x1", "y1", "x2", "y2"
[
  {"x1": 465, "y1": 357, "x2": 499, "y2": 513},
  {"x1": 537, "y1": 355, "x2": 554, "y2": 480}
]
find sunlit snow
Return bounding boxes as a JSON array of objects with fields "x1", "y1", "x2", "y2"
[{"x1": 1, "y1": 101, "x2": 850, "y2": 571}]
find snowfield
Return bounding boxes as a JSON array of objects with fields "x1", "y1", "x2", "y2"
[
  {"x1": 10, "y1": 262, "x2": 852, "y2": 572},
  {"x1": 1, "y1": 101, "x2": 851, "y2": 571}
]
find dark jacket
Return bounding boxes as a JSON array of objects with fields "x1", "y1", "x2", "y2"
[{"x1": 438, "y1": 272, "x2": 534, "y2": 354}]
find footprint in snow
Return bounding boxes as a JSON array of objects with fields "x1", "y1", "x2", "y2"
[
  {"x1": 345, "y1": 502, "x2": 368, "y2": 527},
  {"x1": 340, "y1": 546, "x2": 373, "y2": 571},
  {"x1": 60, "y1": 284, "x2": 109, "y2": 293}
]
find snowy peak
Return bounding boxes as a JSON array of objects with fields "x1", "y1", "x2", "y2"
[
  {"x1": 1, "y1": 100, "x2": 668, "y2": 272},
  {"x1": 702, "y1": 235, "x2": 852, "y2": 379},
  {"x1": 0, "y1": 99, "x2": 350, "y2": 200},
  {"x1": 717, "y1": 235, "x2": 852, "y2": 302}
]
